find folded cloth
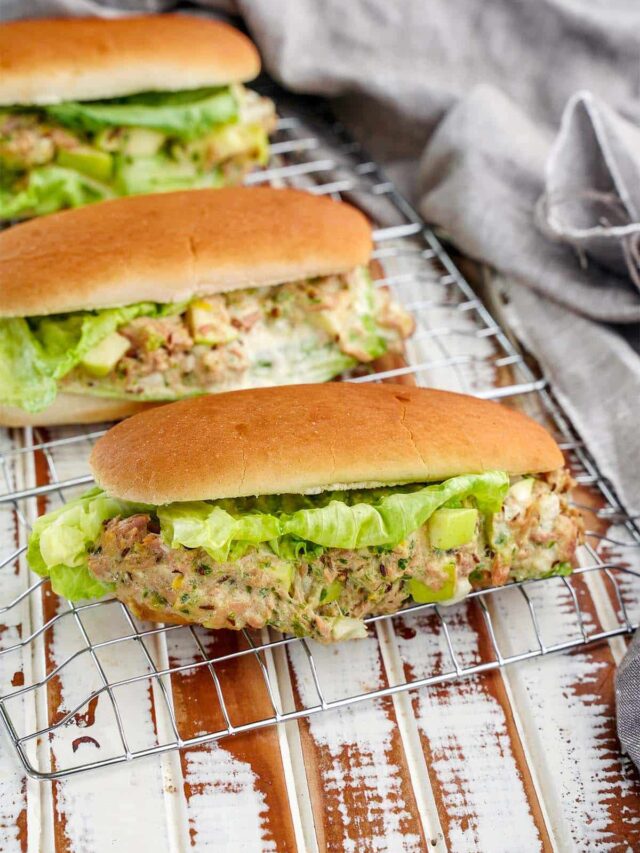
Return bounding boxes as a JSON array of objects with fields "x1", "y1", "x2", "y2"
[
  {"x1": 7, "y1": 0, "x2": 640, "y2": 769},
  {"x1": 617, "y1": 627, "x2": 640, "y2": 771},
  {"x1": 538, "y1": 91, "x2": 640, "y2": 287}
]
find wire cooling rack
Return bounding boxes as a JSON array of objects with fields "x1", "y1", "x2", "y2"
[{"x1": 0, "y1": 87, "x2": 639, "y2": 780}]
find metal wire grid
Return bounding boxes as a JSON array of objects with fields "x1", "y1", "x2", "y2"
[{"x1": 0, "y1": 92, "x2": 638, "y2": 780}]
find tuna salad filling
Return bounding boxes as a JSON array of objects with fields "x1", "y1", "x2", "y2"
[
  {"x1": 0, "y1": 267, "x2": 413, "y2": 413},
  {"x1": 62, "y1": 268, "x2": 414, "y2": 401},
  {"x1": 0, "y1": 85, "x2": 275, "y2": 220},
  {"x1": 27, "y1": 469, "x2": 583, "y2": 643}
]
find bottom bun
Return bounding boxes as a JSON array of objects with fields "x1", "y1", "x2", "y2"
[
  {"x1": 127, "y1": 599, "x2": 193, "y2": 627},
  {"x1": 0, "y1": 394, "x2": 158, "y2": 428}
]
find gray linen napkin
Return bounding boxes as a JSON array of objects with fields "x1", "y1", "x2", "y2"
[
  {"x1": 3, "y1": 0, "x2": 639, "y2": 768},
  {"x1": 538, "y1": 91, "x2": 640, "y2": 287},
  {"x1": 617, "y1": 628, "x2": 640, "y2": 771}
]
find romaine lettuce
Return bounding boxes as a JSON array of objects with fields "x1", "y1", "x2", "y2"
[
  {"x1": 44, "y1": 87, "x2": 238, "y2": 139},
  {"x1": 27, "y1": 487, "x2": 150, "y2": 600},
  {"x1": 27, "y1": 472, "x2": 509, "y2": 600},
  {"x1": 0, "y1": 319, "x2": 59, "y2": 412},
  {"x1": 280, "y1": 472, "x2": 508, "y2": 549},
  {"x1": 158, "y1": 502, "x2": 281, "y2": 563},
  {"x1": 0, "y1": 165, "x2": 114, "y2": 220}
]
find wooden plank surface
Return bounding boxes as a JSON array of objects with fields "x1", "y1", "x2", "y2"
[
  {"x1": 0, "y1": 429, "x2": 30, "y2": 853},
  {"x1": 166, "y1": 627, "x2": 300, "y2": 851},
  {"x1": 284, "y1": 635, "x2": 428, "y2": 851}
]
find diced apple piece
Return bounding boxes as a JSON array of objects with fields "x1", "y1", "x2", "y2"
[
  {"x1": 331, "y1": 617, "x2": 367, "y2": 641},
  {"x1": 187, "y1": 297, "x2": 238, "y2": 346},
  {"x1": 428, "y1": 507, "x2": 478, "y2": 550},
  {"x1": 321, "y1": 579, "x2": 344, "y2": 604},
  {"x1": 407, "y1": 563, "x2": 456, "y2": 604},
  {"x1": 268, "y1": 561, "x2": 296, "y2": 593},
  {"x1": 94, "y1": 128, "x2": 122, "y2": 153},
  {"x1": 121, "y1": 129, "x2": 166, "y2": 157},
  {"x1": 57, "y1": 146, "x2": 113, "y2": 182},
  {"x1": 509, "y1": 477, "x2": 535, "y2": 503},
  {"x1": 80, "y1": 332, "x2": 130, "y2": 377}
]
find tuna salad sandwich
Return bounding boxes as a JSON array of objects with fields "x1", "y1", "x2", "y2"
[
  {"x1": 0, "y1": 16, "x2": 275, "y2": 221},
  {"x1": 27, "y1": 383, "x2": 584, "y2": 643},
  {"x1": 0, "y1": 187, "x2": 413, "y2": 426}
]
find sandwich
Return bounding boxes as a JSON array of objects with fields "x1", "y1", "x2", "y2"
[
  {"x1": 0, "y1": 16, "x2": 275, "y2": 221},
  {"x1": 26, "y1": 384, "x2": 584, "y2": 643},
  {"x1": 0, "y1": 187, "x2": 413, "y2": 426}
]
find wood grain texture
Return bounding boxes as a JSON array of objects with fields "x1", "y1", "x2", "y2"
[
  {"x1": 491, "y1": 570, "x2": 640, "y2": 851},
  {"x1": 165, "y1": 627, "x2": 299, "y2": 851},
  {"x1": 393, "y1": 604, "x2": 551, "y2": 852},
  {"x1": 285, "y1": 637, "x2": 428, "y2": 851}
]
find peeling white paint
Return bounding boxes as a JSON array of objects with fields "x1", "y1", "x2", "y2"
[
  {"x1": 0, "y1": 759, "x2": 24, "y2": 853},
  {"x1": 289, "y1": 637, "x2": 423, "y2": 852},
  {"x1": 184, "y1": 746, "x2": 276, "y2": 852},
  {"x1": 395, "y1": 604, "x2": 544, "y2": 853},
  {"x1": 48, "y1": 594, "x2": 173, "y2": 853},
  {"x1": 492, "y1": 569, "x2": 640, "y2": 852},
  {"x1": 166, "y1": 628, "x2": 278, "y2": 852}
]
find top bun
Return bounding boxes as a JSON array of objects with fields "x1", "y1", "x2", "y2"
[
  {"x1": 0, "y1": 16, "x2": 260, "y2": 106},
  {"x1": 90, "y1": 383, "x2": 565, "y2": 505},
  {"x1": 0, "y1": 187, "x2": 372, "y2": 317}
]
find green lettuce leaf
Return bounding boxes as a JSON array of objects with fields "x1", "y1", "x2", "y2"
[
  {"x1": 158, "y1": 502, "x2": 281, "y2": 563},
  {"x1": 279, "y1": 472, "x2": 509, "y2": 549},
  {"x1": 0, "y1": 301, "x2": 185, "y2": 412},
  {"x1": 0, "y1": 319, "x2": 59, "y2": 412},
  {"x1": 26, "y1": 473, "x2": 509, "y2": 601},
  {"x1": 160, "y1": 471, "x2": 509, "y2": 555},
  {"x1": 44, "y1": 88, "x2": 238, "y2": 139},
  {"x1": 49, "y1": 564, "x2": 114, "y2": 602},
  {"x1": 269, "y1": 536, "x2": 325, "y2": 561},
  {"x1": 27, "y1": 487, "x2": 150, "y2": 600},
  {"x1": 0, "y1": 165, "x2": 114, "y2": 220},
  {"x1": 543, "y1": 561, "x2": 572, "y2": 578}
]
